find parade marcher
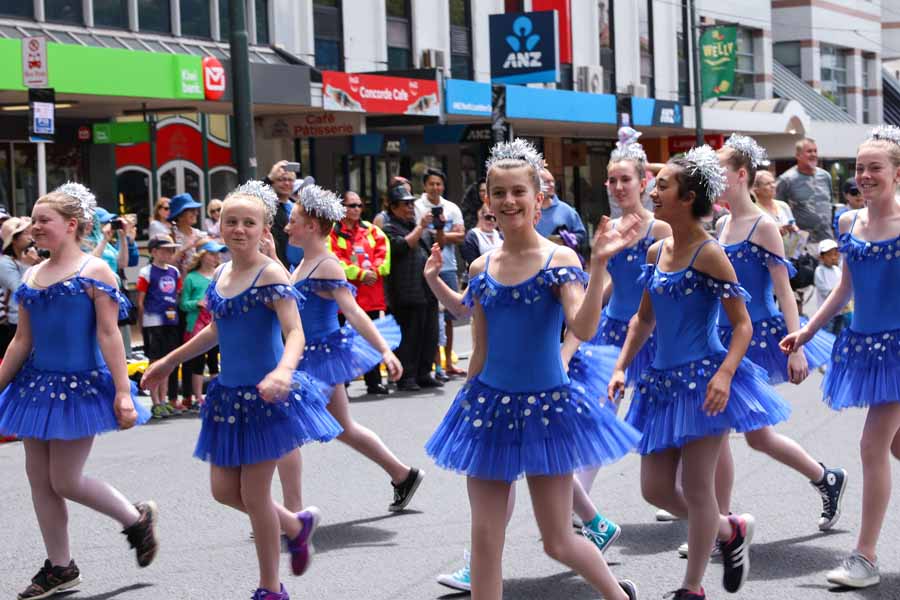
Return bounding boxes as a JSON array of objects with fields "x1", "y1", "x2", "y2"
[
  {"x1": 461, "y1": 204, "x2": 503, "y2": 267},
  {"x1": 0, "y1": 217, "x2": 41, "y2": 356},
  {"x1": 328, "y1": 190, "x2": 393, "y2": 395},
  {"x1": 781, "y1": 125, "x2": 900, "y2": 590},
  {"x1": 286, "y1": 184, "x2": 424, "y2": 512},
  {"x1": 0, "y1": 183, "x2": 158, "y2": 599},
  {"x1": 611, "y1": 146, "x2": 792, "y2": 598},
  {"x1": 667, "y1": 135, "x2": 845, "y2": 560},
  {"x1": 776, "y1": 138, "x2": 834, "y2": 243},
  {"x1": 382, "y1": 184, "x2": 441, "y2": 390},
  {"x1": 425, "y1": 139, "x2": 642, "y2": 600},
  {"x1": 141, "y1": 181, "x2": 342, "y2": 600}
]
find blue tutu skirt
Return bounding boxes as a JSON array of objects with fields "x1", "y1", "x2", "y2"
[
  {"x1": 299, "y1": 316, "x2": 401, "y2": 387},
  {"x1": 194, "y1": 371, "x2": 343, "y2": 467},
  {"x1": 426, "y1": 376, "x2": 641, "y2": 482},
  {"x1": 824, "y1": 327, "x2": 900, "y2": 410},
  {"x1": 625, "y1": 352, "x2": 791, "y2": 455},
  {"x1": 567, "y1": 342, "x2": 620, "y2": 405},
  {"x1": 590, "y1": 313, "x2": 656, "y2": 387},
  {"x1": 0, "y1": 362, "x2": 150, "y2": 440},
  {"x1": 719, "y1": 316, "x2": 834, "y2": 385}
]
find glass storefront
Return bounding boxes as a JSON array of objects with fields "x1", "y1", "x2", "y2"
[{"x1": 0, "y1": 140, "x2": 86, "y2": 217}]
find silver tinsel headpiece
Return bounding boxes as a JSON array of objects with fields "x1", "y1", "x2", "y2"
[
  {"x1": 683, "y1": 145, "x2": 728, "y2": 199},
  {"x1": 610, "y1": 141, "x2": 648, "y2": 166},
  {"x1": 54, "y1": 182, "x2": 96, "y2": 220},
  {"x1": 233, "y1": 180, "x2": 277, "y2": 223},
  {"x1": 869, "y1": 125, "x2": 900, "y2": 146},
  {"x1": 485, "y1": 138, "x2": 545, "y2": 176},
  {"x1": 299, "y1": 185, "x2": 346, "y2": 221},
  {"x1": 725, "y1": 133, "x2": 768, "y2": 168}
]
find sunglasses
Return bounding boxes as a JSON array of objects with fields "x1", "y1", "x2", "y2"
[
  {"x1": 483, "y1": 214, "x2": 497, "y2": 222},
  {"x1": 847, "y1": 189, "x2": 860, "y2": 196},
  {"x1": 344, "y1": 203, "x2": 363, "y2": 209},
  {"x1": 161, "y1": 206, "x2": 170, "y2": 210}
]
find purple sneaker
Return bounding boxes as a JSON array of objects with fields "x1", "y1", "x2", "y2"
[
  {"x1": 252, "y1": 584, "x2": 289, "y2": 599},
  {"x1": 286, "y1": 506, "x2": 321, "y2": 576}
]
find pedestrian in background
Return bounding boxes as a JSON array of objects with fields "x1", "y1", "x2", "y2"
[
  {"x1": 753, "y1": 170, "x2": 802, "y2": 257},
  {"x1": 204, "y1": 199, "x2": 223, "y2": 238},
  {"x1": 813, "y1": 239, "x2": 848, "y2": 335},
  {"x1": 329, "y1": 190, "x2": 393, "y2": 395},
  {"x1": 776, "y1": 138, "x2": 834, "y2": 243},
  {"x1": 461, "y1": 178, "x2": 487, "y2": 231},
  {"x1": 0, "y1": 217, "x2": 41, "y2": 357},
  {"x1": 461, "y1": 204, "x2": 502, "y2": 268},
  {"x1": 832, "y1": 178, "x2": 866, "y2": 239},
  {"x1": 374, "y1": 176, "x2": 412, "y2": 229},
  {"x1": 267, "y1": 160, "x2": 298, "y2": 268},
  {"x1": 414, "y1": 168, "x2": 465, "y2": 377},
  {"x1": 148, "y1": 197, "x2": 171, "y2": 238},
  {"x1": 382, "y1": 184, "x2": 441, "y2": 391},
  {"x1": 536, "y1": 169, "x2": 588, "y2": 255}
]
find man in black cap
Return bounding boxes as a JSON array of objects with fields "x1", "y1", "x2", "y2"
[{"x1": 381, "y1": 184, "x2": 442, "y2": 391}]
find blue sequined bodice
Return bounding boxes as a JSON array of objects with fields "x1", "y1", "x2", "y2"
[
  {"x1": 606, "y1": 220, "x2": 656, "y2": 321},
  {"x1": 15, "y1": 276, "x2": 131, "y2": 372},
  {"x1": 206, "y1": 273, "x2": 301, "y2": 387},
  {"x1": 840, "y1": 211, "x2": 900, "y2": 334},
  {"x1": 463, "y1": 253, "x2": 588, "y2": 393},
  {"x1": 641, "y1": 241, "x2": 750, "y2": 369},
  {"x1": 293, "y1": 278, "x2": 356, "y2": 341}
]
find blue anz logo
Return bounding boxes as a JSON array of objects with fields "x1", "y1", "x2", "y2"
[{"x1": 503, "y1": 16, "x2": 543, "y2": 69}]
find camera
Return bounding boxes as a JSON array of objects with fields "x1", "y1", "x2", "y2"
[
  {"x1": 430, "y1": 205, "x2": 444, "y2": 219},
  {"x1": 110, "y1": 218, "x2": 125, "y2": 231},
  {"x1": 284, "y1": 162, "x2": 301, "y2": 173}
]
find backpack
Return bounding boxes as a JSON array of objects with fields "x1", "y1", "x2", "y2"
[{"x1": 789, "y1": 253, "x2": 818, "y2": 290}]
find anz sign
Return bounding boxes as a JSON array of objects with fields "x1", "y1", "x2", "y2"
[{"x1": 490, "y1": 11, "x2": 559, "y2": 84}]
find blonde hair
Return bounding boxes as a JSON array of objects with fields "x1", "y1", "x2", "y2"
[
  {"x1": 35, "y1": 191, "x2": 93, "y2": 240},
  {"x1": 153, "y1": 197, "x2": 171, "y2": 222},
  {"x1": 186, "y1": 248, "x2": 217, "y2": 273},
  {"x1": 859, "y1": 138, "x2": 900, "y2": 168},
  {"x1": 207, "y1": 198, "x2": 223, "y2": 217},
  {"x1": 222, "y1": 191, "x2": 274, "y2": 227}
]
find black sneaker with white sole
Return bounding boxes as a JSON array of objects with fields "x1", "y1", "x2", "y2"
[
  {"x1": 18, "y1": 559, "x2": 81, "y2": 600},
  {"x1": 720, "y1": 513, "x2": 754, "y2": 593},
  {"x1": 389, "y1": 468, "x2": 424, "y2": 511},
  {"x1": 812, "y1": 464, "x2": 847, "y2": 531},
  {"x1": 619, "y1": 579, "x2": 638, "y2": 599}
]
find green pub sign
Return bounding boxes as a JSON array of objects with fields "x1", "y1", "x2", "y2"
[{"x1": 700, "y1": 26, "x2": 737, "y2": 100}]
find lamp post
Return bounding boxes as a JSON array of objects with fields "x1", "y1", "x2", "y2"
[{"x1": 229, "y1": 0, "x2": 256, "y2": 180}]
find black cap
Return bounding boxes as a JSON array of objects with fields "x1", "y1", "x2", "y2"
[
  {"x1": 388, "y1": 184, "x2": 416, "y2": 204},
  {"x1": 842, "y1": 178, "x2": 859, "y2": 194}
]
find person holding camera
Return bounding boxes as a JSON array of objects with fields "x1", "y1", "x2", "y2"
[
  {"x1": 414, "y1": 168, "x2": 465, "y2": 377},
  {"x1": 0, "y1": 217, "x2": 42, "y2": 357}
]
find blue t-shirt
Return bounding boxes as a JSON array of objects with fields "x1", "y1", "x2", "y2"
[
  {"x1": 535, "y1": 195, "x2": 587, "y2": 246},
  {"x1": 138, "y1": 263, "x2": 180, "y2": 326}
]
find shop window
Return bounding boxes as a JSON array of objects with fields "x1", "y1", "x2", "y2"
[
  {"x1": 139, "y1": 0, "x2": 171, "y2": 33},
  {"x1": 117, "y1": 169, "x2": 151, "y2": 240},
  {"x1": 449, "y1": 0, "x2": 472, "y2": 80},
  {"x1": 94, "y1": 0, "x2": 128, "y2": 28},
  {"x1": 210, "y1": 168, "x2": 239, "y2": 201},
  {"x1": 773, "y1": 42, "x2": 801, "y2": 77},
  {"x1": 181, "y1": 0, "x2": 211, "y2": 38},
  {"x1": 0, "y1": 1, "x2": 33, "y2": 18},
  {"x1": 599, "y1": 0, "x2": 615, "y2": 93},
  {"x1": 314, "y1": 0, "x2": 344, "y2": 71},
  {"x1": 728, "y1": 27, "x2": 756, "y2": 99},
  {"x1": 386, "y1": 0, "x2": 412, "y2": 70},
  {"x1": 676, "y1": 1, "x2": 690, "y2": 105},
  {"x1": 638, "y1": 0, "x2": 654, "y2": 96},
  {"x1": 821, "y1": 44, "x2": 848, "y2": 111},
  {"x1": 255, "y1": 0, "x2": 269, "y2": 44},
  {"x1": 219, "y1": 0, "x2": 230, "y2": 39},
  {"x1": 46, "y1": 0, "x2": 84, "y2": 24}
]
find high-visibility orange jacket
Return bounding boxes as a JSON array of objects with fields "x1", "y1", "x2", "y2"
[{"x1": 328, "y1": 220, "x2": 390, "y2": 312}]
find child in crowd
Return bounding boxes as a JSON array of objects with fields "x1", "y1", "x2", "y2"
[
  {"x1": 814, "y1": 239, "x2": 849, "y2": 335},
  {"x1": 137, "y1": 234, "x2": 183, "y2": 418}
]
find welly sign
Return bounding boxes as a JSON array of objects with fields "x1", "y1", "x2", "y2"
[
  {"x1": 489, "y1": 11, "x2": 559, "y2": 84},
  {"x1": 321, "y1": 71, "x2": 440, "y2": 116},
  {"x1": 700, "y1": 26, "x2": 737, "y2": 100}
]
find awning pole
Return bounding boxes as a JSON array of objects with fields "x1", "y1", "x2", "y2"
[
  {"x1": 689, "y1": 0, "x2": 704, "y2": 146},
  {"x1": 36, "y1": 142, "x2": 47, "y2": 197},
  {"x1": 229, "y1": 0, "x2": 257, "y2": 180}
]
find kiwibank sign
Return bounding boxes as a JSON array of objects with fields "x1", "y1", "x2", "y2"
[{"x1": 489, "y1": 11, "x2": 559, "y2": 84}]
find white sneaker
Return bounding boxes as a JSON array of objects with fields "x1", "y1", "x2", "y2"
[
  {"x1": 826, "y1": 551, "x2": 880, "y2": 588},
  {"x1": 655, "y1": 509, "x2": 680, "y2": 522},
  {"x1": 436, "y1": 550, "x2": 471, "y2": 592},
  {"x1": 677, "y1": 541, "x2": 722, "y2": 559}
]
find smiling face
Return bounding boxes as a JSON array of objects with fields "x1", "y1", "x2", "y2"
[
  {"x1": 650, "y1": 165, "x2": 694, "y2": 223},
  {"x1": 855, "y1": 141, "x2": 900, "y2": 204},
  {"x1": 425, "y1": 175, "x2": 445, "y2": 202},
  {"x1": 220, "y1": 197, "x2": 266, "y2": 255},
  {"x1": 606, "y1": 160, "x2": 646, "y2": 211},
  {"x1": 796, "y1": 140, "x2": 819, "y2": 172},
  {"x1": 201, "y1": 250, "x2": 221, "y2": 270},
  {"x1": 389, "y1": 199, "x2": 416, "y2": 222},
  {"x1": 488, "y1": 165, "x2": 541, "y2": 232},
  {"x1": 342, "y1": 191, "x2": 363, "y2": 224}
]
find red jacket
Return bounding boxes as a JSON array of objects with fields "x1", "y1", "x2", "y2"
[{"x1": 328, "y1": 220, "x2": 390, "y2": 312}]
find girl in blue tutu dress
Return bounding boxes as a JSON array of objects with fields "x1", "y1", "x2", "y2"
[
  {"x1": 141, "y1": 182, "x2": 342, "y2": 600},
  {"x1": 609, "y1": 146, "x2": 791, "y2": 599},
  {"x1": 781, "y1": 125, "x2": 900, "y2": 590},
  {"x1": 711, "y1": 135, "x2": 846, "y2": 533},
  {"x1": 284, "y1": 184, "x2": 425, "y2": 513},
  {"x1": 563, "y1": 136, "x2": 673, "y2": 530},
  {"x1": 425, "y1": 139, "x2": 643, "y2": 600},
  {"x1": 0, "y1": 183, "x2": 158, "y2": 600}
]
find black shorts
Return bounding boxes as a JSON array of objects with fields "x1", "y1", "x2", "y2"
[{"x1": 142, "y1": 325, "x2": 180, "y2": 361}]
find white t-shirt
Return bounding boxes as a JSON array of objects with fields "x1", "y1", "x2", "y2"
[
  {"x1": 414, "y1": 195, "x2": 464, "y2": 273},
  {"x1": 814, "y1": 263, "x2": 841, "y2": 306}
]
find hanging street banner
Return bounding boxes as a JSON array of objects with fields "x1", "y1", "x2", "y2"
[{"x1": 700, "y1": 25, "x2": 737, "y2": 100}]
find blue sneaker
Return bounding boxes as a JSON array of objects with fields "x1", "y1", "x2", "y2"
[
  {"x1": 436, "y1": 550, "x2": 471, "y2": 592},
  {"x1": 582, "y1": 515, "x2": 621, "y2": 553},
  {"x1": 251, "y1": 584, "x2": 289, "y2": 599}
]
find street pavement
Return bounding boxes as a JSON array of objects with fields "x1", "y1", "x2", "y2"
[{"x1": 1, "y1": 324, "x2": 899, "y2": 599}]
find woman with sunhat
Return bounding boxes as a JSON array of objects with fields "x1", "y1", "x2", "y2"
[
  {"x1": 168, "y1": 193, "x2": 208, "y2": 275},
  {"x1": 0, "y1": 217, "x2": 41, "y2": 357}
]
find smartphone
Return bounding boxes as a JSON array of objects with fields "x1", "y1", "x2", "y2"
[
  {"x1": 284, "y1": 162, "x2": 301, "y2": 173},
  {"x1": 431, "y1": 205, "x2": 444, "y2": 218}
]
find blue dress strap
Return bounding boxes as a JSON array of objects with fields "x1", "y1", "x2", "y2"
[
  {"x1": 653, "y1": 240, "x2": 665, "y2": 267},
  {"x1": 848, "y1": 209, "x2": 861, "y2": 236},
  {"x1": 75, "y1": 256, "x2": 93, "y2": 275},
  {"x1": 644, "y1": 219, "x2": 656, "y2": 239},
  {"x1": 249, "y1": 261, "x2": 275, "y2": 287},
  {"x1": 745, "y1": 215, "x2": 765, "y2": 241},
  {"x1": 688, "y1": 239, "x2": 717, "y2": 268},
  {"x1": 542, "y1": 245, "x2": 560, "y2": 268},
  {"x1": 305, "y1": 256, "x2": 340, "y2": 279}
]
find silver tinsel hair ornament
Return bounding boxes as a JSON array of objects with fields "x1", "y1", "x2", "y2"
[
  {"x1": 233, "y1": 180, "x2": 277, "y2": 222},
  {"x1": 725, "y1": 133, "x2": 768, "y2": 168},
  {"x1": 485, "y1": 138, "x2": 545, "y2": 176},
  {"x1": 611, "y1": 141, "x2": 648, "y2": 165},
  {"x1": 869, "y1": 124, "x2": 900, "y2": 146},
  {"x1": 54, "y1": 182, "x2": 96, "y2": 220},
  {"x1": 683, "y1": 145, "x2": 728, "y2": 199},
  {"x1": 299, "y1": 185, "x2": 346, "y2": 221}
]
